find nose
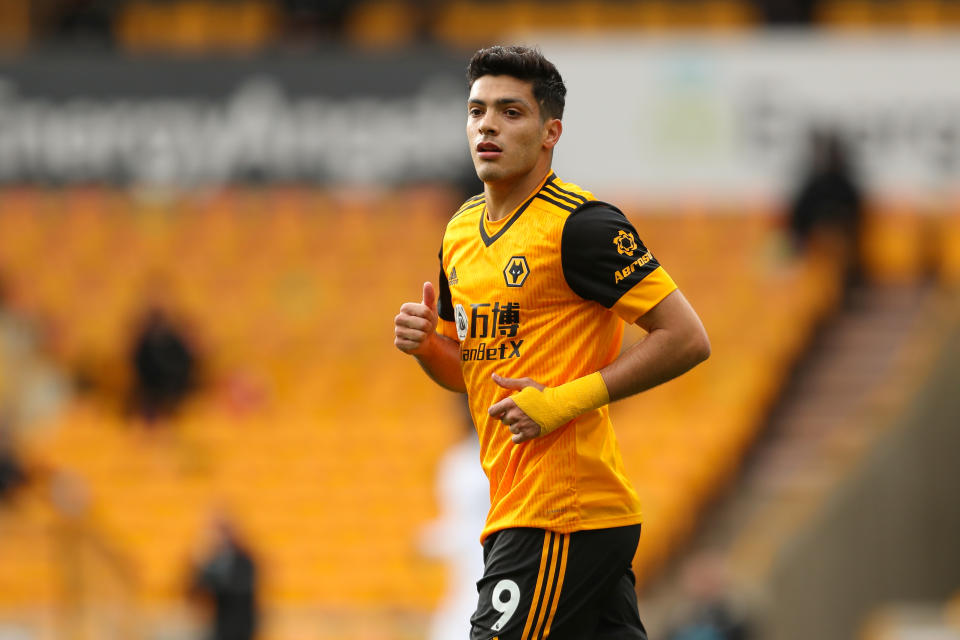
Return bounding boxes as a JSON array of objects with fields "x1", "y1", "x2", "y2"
[{"x1": 478, "y1": 112, "x2": 497, "y2": 136}]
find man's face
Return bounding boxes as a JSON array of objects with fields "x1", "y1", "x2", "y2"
[{"x1": 466, "y1": 75, "x2": 559, "y2": 185}]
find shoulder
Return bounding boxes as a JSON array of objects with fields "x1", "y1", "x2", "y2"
[
  {"x1": 534, "y1": 177, "x2": 595, "y2": 217},
  {"x1": 559, "y1": 199, "x2": 636, "y2": 285},
  {"x1": 559, "y1": 199, "x2": 668, "y2": 312},
  {"x1": 561, "y1": 200, "x2": 631, "y2": 242},
  {"x1": 547, "y1": 176, "x2": 596, "y2": 204},
  {"x1": 522, "y1": 176, "x2": 598, "y2": 228},
  {"x1": 444, "y1": 193, "x2": 485, "y2": 239},
  {"x1": 450, "y1": 193, "x2": 485, "y2": 223}
]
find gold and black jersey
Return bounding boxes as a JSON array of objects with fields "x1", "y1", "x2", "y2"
[{"x1": 436, "y1": 172, "x2": 677, "y2": 542}]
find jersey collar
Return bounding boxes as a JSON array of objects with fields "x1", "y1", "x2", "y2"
[{"x1": 479, "y1": 171, "x2": 556, "y2": 248}]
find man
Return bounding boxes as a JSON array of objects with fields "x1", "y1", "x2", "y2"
[
  {"x1": 394, "y1": 45, "x2": 710, "y2": 640},
  {"x1": 420, "y1": 398, "x2": 490, "y2": 640},
  {"x1": 189, "y1": 512, "x2": 259, "y2": 640}
]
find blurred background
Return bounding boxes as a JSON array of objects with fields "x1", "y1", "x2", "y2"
[{"x1": 0, "y1": 1, "x2": 959, "y2": 639}]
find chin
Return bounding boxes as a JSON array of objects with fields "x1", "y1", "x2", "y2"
[{"x1": 475, "y1": 164, "x2": 505, "y2": 183}]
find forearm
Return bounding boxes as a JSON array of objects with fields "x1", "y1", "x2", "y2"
[
  {"x1": 598, "y1": 288, "x2": 710, "y2": 402},
  {"x1": 414, "y1": 333, "x2": 467, "y2": 393},
  {"x1": 492, "y1": 290, "x2": 709, "y2": 440},
  {"x1": 601, "y1": 324, "x2": 709, "y2": 403}
]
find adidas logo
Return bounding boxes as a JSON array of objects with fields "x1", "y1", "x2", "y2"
[{"x1": 449, "y1": 266, "x2": 459, "y2": 286}]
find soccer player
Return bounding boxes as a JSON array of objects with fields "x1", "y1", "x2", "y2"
[{"x1": 394, "y1": 45, "x2": 710, "y2": 640}]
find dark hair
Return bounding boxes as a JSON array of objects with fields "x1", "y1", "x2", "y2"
[{"x1": 466, "y1": 45, "x2": 566, "y2": 121}]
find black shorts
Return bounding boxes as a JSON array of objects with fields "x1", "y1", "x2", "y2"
[{"x1": 470, "y1": 525, "x2": 647, "y2": 640}]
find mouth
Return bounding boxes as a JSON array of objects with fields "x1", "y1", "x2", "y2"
[{"x1": 476, "y1": 141, "x2": 502, "y2": 160}]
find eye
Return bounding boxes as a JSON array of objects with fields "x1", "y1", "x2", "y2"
[
  {"x1": 504, "y1": 108, "x2": 521, "y2": 117},
  {"x1": 468, "y1": 107, "x2": 483, "y2": 117}
]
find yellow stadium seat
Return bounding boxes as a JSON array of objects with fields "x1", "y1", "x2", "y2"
[
  {"x1": 213, "y1": 1, "x2": 279, "y2": 50},
  {"x1": 346, "y1": 0, "x2": 418, "y2": 49},
  {"x1": 432, "y1": 0, "x2": 512, "y2": 48},
  {"x1": 901, "y1": 0, "x2": 948, "y2": 29},
  {"x1": 4, "y1": 186, "x2": 853, "y2": 617},
  {"x1": 817, "y1": 0, "x2": 875, "y2": 27},
  {"x1": 701, "y1": 0, "x2": 756, "y2": 28},
  {"x1": 861, "y1": 207, "x2": 929, "y2": 284},
  {"x1": 0, "y1": 0, "x2": 29, "y2": 51},
  {"x1": 936, "y1": 209, "x2": 960, "y2": 285}
]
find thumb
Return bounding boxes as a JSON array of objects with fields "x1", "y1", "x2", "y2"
[
  {"x1": 492, "y1": 373, "x2": 531, "y2": 391},
  {"x1": 421, "y1": 282, "x2": 437, "y2": 312}
]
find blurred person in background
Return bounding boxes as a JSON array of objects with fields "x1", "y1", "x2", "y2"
[
  {"x1": 664, "y1": 553, "x2": 753, "y2": 640},
  {"x1": 281, "y1": 0, "x2": 352, "y2": 41},
  {"x1": 394, "y1": 45, "x2": 710, "y2": 639},
  {"x1": 788, "y1": 126, "x2": 866, "y2": 293},
  {"x1": 0, "y1": 416, "x2": 29, "y2": 504},
  {"x1": 128, "y1": 303, "x2": 199, "y2": 426},
  {"x1": 419, "y1": 396, "x2": 489, "y2": 640},
  {"x1": 188, "y1": 511, "x2": 260, "y2": 640},
  {"x1": 0, "y1": 275, "x2": 70, "y2": 428},
  {"x1": 45, "y1": 0, "x2": 114, "y2": 46},
  {"x1": 753, "y1": 0, "x2": 815, "y2": 24}
]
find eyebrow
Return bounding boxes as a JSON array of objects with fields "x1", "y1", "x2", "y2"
[{"x1": 468, "y1": 97, "x2": 531, "y2": 108}]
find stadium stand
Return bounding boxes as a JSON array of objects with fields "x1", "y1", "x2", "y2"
[
  {"x1": 817, "y1": 0, "x2": 960, "y2": 29},
  {"x1": 8, "y1": 0, "x2": 960, "y2": 55},
  {"x1": 0, "y1": 0, "x2": 29, "y2": 51},
  {"x1": 6, "y1": 0, "x2": 764, "y2": 53},
  {"x1": 861, "y1": 593, "x2": 960, "y2": 640},
  {"x1": 5, "y1": 184, "x2": 956, "y2": 637},
  {"x1": 115, "y1": 0, "x2": 281, "y2": 52},
  {"x1": 1, "y1": 2, "x2": 957, "y2": 639},
  {"x1": 634, "y1": 225, "x2": 960, "y2": 638}
]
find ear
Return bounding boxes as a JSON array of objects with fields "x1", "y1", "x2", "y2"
[{"x1": 542, "y1": 118, "x2": 562, "y2": 151}]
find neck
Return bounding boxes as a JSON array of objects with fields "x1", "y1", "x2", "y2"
[{"x1": 483, "y1": 166, "x2": 552, "y2": 222}]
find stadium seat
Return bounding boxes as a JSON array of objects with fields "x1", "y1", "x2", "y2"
[
  {"x1": 0, "y1": 186, "x2": 889, "y2": 632},
  {"x1": 861, "y1": 206, "x2": 930, "y2": 284},
  {"x1": 345, "y1": 0, "x2": 419, "y2": 49}
]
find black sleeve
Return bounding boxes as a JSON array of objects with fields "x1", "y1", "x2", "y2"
[
  {"x1": 437, "y1": 245, "x2": 454, "y2": 322},
  {"x1": 560, "y1": 201, "x2": 662, "y2": 308}
]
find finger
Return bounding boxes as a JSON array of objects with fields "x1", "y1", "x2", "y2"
[
  {"x1": 394, "y1": 327, "x2": 428, "y2": 343},
  {"x1": 491, "y1": 374, "x2": 532, "y2": 390},
  {"x1": 398, "y1": 302, "x2": 434, "y2": 319},
  {"x1": 500, "y1": 408, "x2": 523, "y2": 425},
  {"x1": 395, "y1": 313, "x2": 432, "y2": 332},
  {"x1": 421, "y1": 282, "x2": 437, "y2": 313},
  {"x1": 511, "y1": 426, "x2": 536, "y2": 443},
  {"x1": 488, "y1": 397, "x2": 515, "y2": 418},
  {"x1": 499, "y1": 413, "x2": 520, "y2": 433},
  {"x1": 394, "y1": 337, "x2": 420, "y2": 353},
  {"x1": 512, "y1": 423, "x2": 542, "y2": 444}
]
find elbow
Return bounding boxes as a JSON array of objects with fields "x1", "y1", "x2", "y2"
[
  {"x1": 697, "y1": 335, "x2": 711, "y2": 364},
  {"x1": 687, "y1": 327, "x2": 711, "y2": 367}
]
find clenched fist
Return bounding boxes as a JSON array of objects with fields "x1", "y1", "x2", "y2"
[{"x1": 394, "y1": 282, "x2": 439, "y2": 356}]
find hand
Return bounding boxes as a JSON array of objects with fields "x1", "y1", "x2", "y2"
[
  {"x1": 394, "y1": 282, "x2": 440, "y2": 356},
  {"x1": 487, "y1": 374, "x2": 546, "y2": 444}
]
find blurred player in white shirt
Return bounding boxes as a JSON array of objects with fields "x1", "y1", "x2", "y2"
[{"x1": 419, "y1": 402, "x2": 489, "y2": 640}]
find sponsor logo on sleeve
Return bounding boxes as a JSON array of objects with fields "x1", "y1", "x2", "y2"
[
  {"x1": 613, "y1": 229, "x2": 638, "y2": 256},
  {"x1": 614, "y1": 250, "x2": 653, "y2": 283}
]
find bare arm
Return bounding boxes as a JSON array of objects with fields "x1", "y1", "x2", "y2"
[
  {"x1": 394, "y1": 282, "x2": 467, "y2": 393},
  {"x1": 411, "y1": 333, "x2": 467, "y2": 393},
  {"x1": 490, "y1": 289, "x2": 709, "y2": 442},
  {"x1": 602, "y1": 289, "x2": 710, "y2": 402}
]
